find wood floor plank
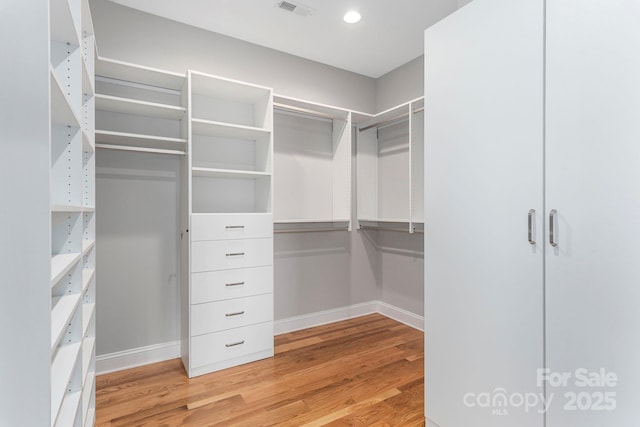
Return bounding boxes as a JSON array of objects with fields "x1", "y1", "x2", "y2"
[{"x1": 96, "y1": 313, "x2": 424, "y2": 426}]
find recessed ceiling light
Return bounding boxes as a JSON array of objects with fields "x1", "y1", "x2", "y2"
[{"x1": 343, "y1": 11, "x2": 361, "y2": 24}]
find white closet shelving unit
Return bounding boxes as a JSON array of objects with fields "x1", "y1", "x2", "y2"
[
  {"x1": 50, "y1": 0, "x2": 96, "y2": 425},
  {"x1": 94, "y1": 57, "x2": 187, "y2": 155},
  {"x1": 355, "y1": 97, "x2": 424, "y2": 233},
  {"x1": 273, "y1": 95, "x2": 352, "y2": 233},
  {"x1": 182, "y1": 71, "x2": 274, "y2": 377}
]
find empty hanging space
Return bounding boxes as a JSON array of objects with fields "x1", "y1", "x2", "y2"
[
  {"x1": 273, "y1": 95, "x2": 352, "y2": 233},
  {"x1": 356, "y1": 98, "x2": 424, "y2": 233}
]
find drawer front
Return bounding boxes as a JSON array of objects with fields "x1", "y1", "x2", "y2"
[
  {"x1": 191, "y1": 238, "x2": 273, "y2": 272},
  {"x1": 191, "y1": 321, "x2": 273, "y2": 369},
  {"x1": 191, "y1": 266, "x2": 273, "y2": 304},
  {"x1": 191, "y1": 214, "x2": 273, "y2": 241},
  {"x1": 191, "y1": 293, "x2": 273, "y2": 336}
]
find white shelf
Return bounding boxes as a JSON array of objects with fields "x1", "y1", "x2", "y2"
[
  {"x1": 82, "y1": 269, "x2": 96, "y2": 293},
  {"x1": 50, "y1": 0, "x2": 80, "y2": 44},
  {"x1": 95, "y1": 130, "x2": 186, "y2": 152},
  {"x1": 190, "y1": 70, "x2": 271, "y2": 102},
  {"x1": 96, "y1": 56, "x2": 185, "y2": 91},
  {"x1": 191, "y1": 118, "x2": 270, "y2": 140},
  {"x1": 82, "y1": 372, "x2": 95, "y2": 422},
  {"x1": 52, "y1": 204, "x2": 83, "y2": 213},
  {"x1": 51, "y1": 294, "x2": 82, "y2": 351},
  {"x1": 51, "y1": 70, "x2": 80, "y2": 127},
  {"x1": 192, "y1": 167, "x2": 270, "y2": 179},
  {"x1": 82, "y1": 239, "x2": 96, "y2": 255},
  {"x1": 96, "y1": 94, "x2": 186, "y2": 120},
  {"x1": 82, "y1": 206, "x2": 96, "y2": 213},
  {"x1": 53, "y1": 390, "x2": 81, "y2": 427},
  {"x1": 81, "y1": 59, "x2": 95, "y2": 96},
  {"x1": 51, "y1": 253, "x2": 82, "y2": 286},
  {"x1": 51, "y1": 342, "x2": 82, "y2": 424},
  {"x1": 82, "y1": 129, "x2": 94, "y2": 153},
  {"x1": 83, "y1": 407, "x2": 95, "y2": 427},
  {"x1": 82, "y1": 337, "x2": 95, "y2": 381},
  {"x1": 273, "y1": 94, "x2": 350, "y2": 120},
  {"x1": 82, "y1": 304, "x2": 95, "y2": 338},
  {"x1": 351, "y1": 110, "x2": 376, "y2": 125}
]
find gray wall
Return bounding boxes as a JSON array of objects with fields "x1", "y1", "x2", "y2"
[
  {"x1": 91, "y1": 0, "x2": 424, "y2": 356},
  {"x1": 376, "y1": 56, "x2": 424, "y2": 112},
  {"x1": 89, "y1": 0, "x2": 376, "y2": 113}
]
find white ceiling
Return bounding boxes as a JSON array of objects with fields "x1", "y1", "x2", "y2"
[{"x1": 107, "y1": 0, "x2": 468, "y2": 78}]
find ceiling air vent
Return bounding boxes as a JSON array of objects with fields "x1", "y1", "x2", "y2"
[{"x1": 276, "y1": 0, "x2": 314, "y2": 17}]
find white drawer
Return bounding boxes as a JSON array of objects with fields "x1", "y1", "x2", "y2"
[
  {"x1": 191, "y1": 238, "x2": 272, "y2": 272},
  {"x1": 191, "y1": 266, "x2": 273, "y2": 304},
  {"x1": 191, "y1": 321, "x2": 273, "y2": 369},
  {"x1": 191, "y1": 293, "x2": 273, "y2": 336},
  {"x1": 191, "y1": 213, "x2": 272, "y2": 241}
]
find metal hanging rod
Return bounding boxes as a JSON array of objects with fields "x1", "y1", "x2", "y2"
[
  {"x1": 359, "y1": 225, "x2": 411, "y2": 233},
  {"x1": 274, "y1": 226, "x2": 349, "y2": 234},
  {"x1": 274, "y1": 103, "x2": 338, "y2": 122},
  {"x1": 358, "y1": 106, "x2": 424, "y2": 132},
  {"x1": 96, "y1": 143, "x2": 186, "y2": 156},
  {"x1": 359, "y1": 113, "x2": 408, "y2": 132},
  {"x1": 95, "y1": 75, "x2": 182, "y2": 95}
]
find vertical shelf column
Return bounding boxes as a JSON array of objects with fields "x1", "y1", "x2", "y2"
[
  {"x1": 80, "y1": 1, "x2": 96, "y2": 425},
  {"x1": 409, "y1": 98, "x2": 424, "y2": 234},
  {"x1": 49, "y1": 0, "x2": 95, "y2": 425},
  {"x1": 183, "y1": 71, "x2": 274, "y2": 377}
]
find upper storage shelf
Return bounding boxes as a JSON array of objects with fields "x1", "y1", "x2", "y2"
[
  {"x1": 96, "y1": 57, "x2": 184, "y2": 91},
  {"x1": 190, "y1": 71, "x2": 272, "y2": 130},
  {"x1": 95, "y1": 57, "x2": 187, "y2": 155},
  {"x1": 50, "y1": 0, "x2": 81, "y2": 45},
  {"x1": 188, "y1": 71, "x2": 273, "y2": 214},
  {"x1": 95, "y1": 94, "x2": 186, "y2": 120}
]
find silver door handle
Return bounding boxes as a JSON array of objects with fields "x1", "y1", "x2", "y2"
[
  {"x1": 528, "y1": 209, "x2": 535, "y2": 245},
  {"x1": 225, "y1": 225, "x2": 245, "y2": 229},
  {"x1": 549, "y1": 209, "x2": 558, "y2": 247},
  {"x1": 226, "y1": 252, "x2": 245, "y2": 257},
  {"x1": 225, "y1": 282, "x2": 245, "y2": 287},
  {"x1": 225, "y1": 340, "x2": 245, "y2": 348},
  {"x1": 225, "y1": 311, "x2": 245, "y2": 317}
]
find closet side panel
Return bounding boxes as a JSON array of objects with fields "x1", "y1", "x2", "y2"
[
  {"x1": 545, "y1": 1, "x2": 640, "y2": 425},
  {"x1": 0, "y1": 1, "x2": 51, "y2": 425},
  {"x1": 424, "y1": 0, "x2": 544, "y2": 425}
]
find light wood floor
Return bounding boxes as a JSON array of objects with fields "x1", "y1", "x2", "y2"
[{"x1": 96, "y1": 313, "x2": 424, "y2": 426}]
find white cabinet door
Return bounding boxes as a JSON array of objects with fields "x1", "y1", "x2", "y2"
[
  {"x1": 424, "y1": 0, "x2": 544, "y2": 425},
  {"x1": 545, "y1": 1, "x2": 640, "y2": 425}
]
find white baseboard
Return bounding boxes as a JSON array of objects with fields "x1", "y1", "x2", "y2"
[
  {"x1": 96, "y1": 340, "x2": 180, "y2": 375},
  {"x1": 274, "y1": 300, "x2": 423, "y2": 335},
  {"x1": 96, "y1": 301, "x2": 423, "y2": 375},
  {"x1": 376, "y1": 301, "x2": 424, "y2": 332},
  {"x1": 274, "y1": 301, "x2": 379, "y2": 335}
]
